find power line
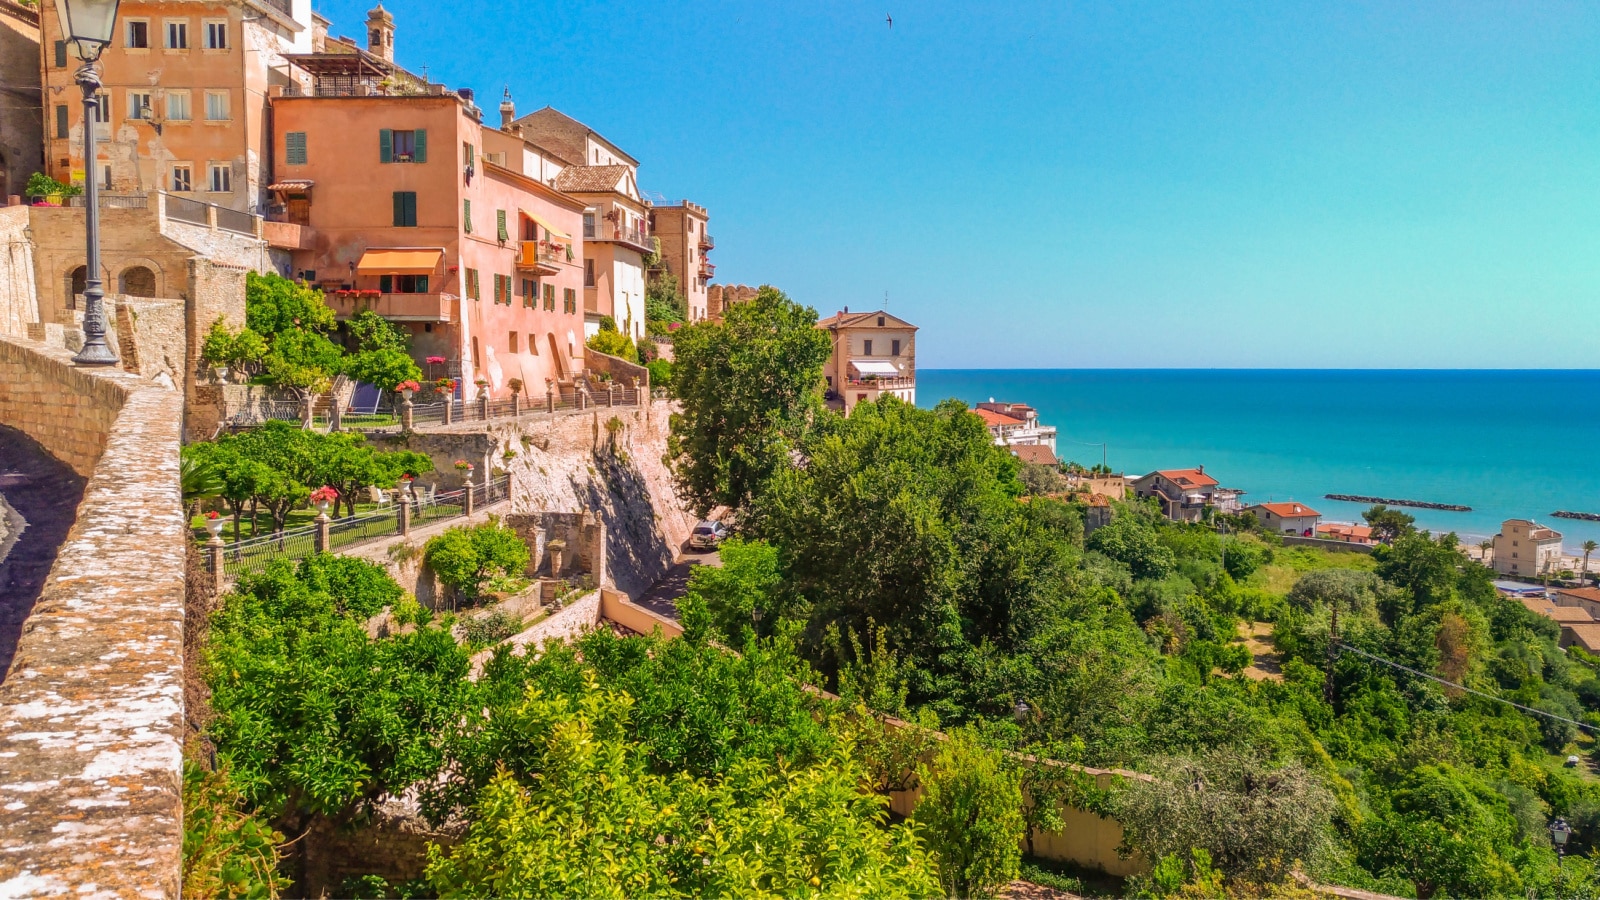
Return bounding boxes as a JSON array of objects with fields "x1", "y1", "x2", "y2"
[{"x1": 1335, "y1": 640, "x2": 1597, "y2": 734}]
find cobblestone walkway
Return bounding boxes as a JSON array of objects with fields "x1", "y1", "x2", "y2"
[{"x1": 0, "y1": 424, "x2": 85, "y2": 680}]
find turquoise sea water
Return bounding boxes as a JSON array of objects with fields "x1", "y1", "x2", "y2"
[{"x1": 917, "y1": 370, "x2": 1600, "y2": 553}]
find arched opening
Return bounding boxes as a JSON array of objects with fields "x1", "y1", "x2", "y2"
[
  {"x1": 120, "y1": 265, "x2": 156, "y2": 297},
  {"x1": 67, "y1": 266, "x2": 86, "y2": 310},
  {"x1": 546, "y1": 333, "x2": 566, "y2": 378}
]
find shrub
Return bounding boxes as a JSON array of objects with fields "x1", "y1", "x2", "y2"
[
  {"x1": 459, "y1": 610, "x2": 523, "y2": 648},
  {"x1": 181, "y1": 763, "x2": 283, "y2": 899},
  {"x1": 25, "y1": 171, "x2": 80, "y2": 198},
  {"x1": 586, "y1": 328, "x2": 637, "y2": 362},
  {"x1": 424, "y1": 518, "x2": 530, "y2": 601},
  {"x1": 646, "y1": 358, "x2": 673, "y2": 394},
  {"x1": 912, "y1": 727, "x2": 1025, "y2": 898}
]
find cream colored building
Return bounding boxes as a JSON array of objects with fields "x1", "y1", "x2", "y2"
[
  {"x1": 512, "y1": 107, "x2": 649, "y2": 345},
  {"x1": 0, "y1": 0, "x2": 41, "y2": 201},
  {"x1": 38, "y1": 0, "x2": 316, "y2": 213},
  {"x1": 817, "y1": 309, "x2": 916, "y2": 414},
  {"x1": 1491, "y1": 518, "x2": 1564, "y2": 578},
  {"x1": 648, "y1": 200, "x2": 711, "y2": 322}
]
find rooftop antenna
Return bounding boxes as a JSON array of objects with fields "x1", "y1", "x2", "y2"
[
  {"x1": 884, "y1": 290, "x2": 889, "y2": 310},
  {"x1": 420, "y1": 64, "x2": 430, "y2": 83}
]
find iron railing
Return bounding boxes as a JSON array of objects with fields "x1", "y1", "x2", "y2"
[
  {"x1": 164, "y1": 194, "x2": 210, "y2": 226},
  {"x1": 67, "y1": 193, "x2": 149, "y2": 209},
  {"x1": 215, "y1": 206, "x2": 256, "y2": 235}
]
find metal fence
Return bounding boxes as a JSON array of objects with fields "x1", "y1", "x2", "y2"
[
  {"x1": 209, "y1": 475, "x2": 513, "y2": 580},
  {"x1": 164, "y1": 194, "x2": 210, "y2": 226},
  {"x1": 215, "y1": 206, "x2": 257, "y2": 235}
]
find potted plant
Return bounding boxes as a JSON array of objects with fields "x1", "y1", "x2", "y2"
[
  {"x1": 395, "y1": 379, "x2": 421, "y2": 401},
  {"x1": 507, "y1": 377, "x2": 523, "y2": 396},
  {"x1": 204, "y1": 510, "x2": 225, "y2": 540},
  {"x1": 309, "y1": 485, "x2": 339, "y2": 516}
]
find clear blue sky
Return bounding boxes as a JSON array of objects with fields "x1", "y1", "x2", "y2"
[{"x1": 318, "y1": 0, "x2": 1600, "y2": 368}]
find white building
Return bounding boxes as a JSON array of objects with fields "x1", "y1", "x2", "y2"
[
  {"x1": 817, "y1": 309, "x2": 917, "y2": 414},
  {"x1": 1131, "y1": 467, "x2": 1244, "y2": 523},
  {"x1": 1491, "y1": 518, "x2": 1564, "y2": 578},
  {"x1": 1246, "y1": 501, "x2": 1321, "y2": 537},
  {"x1": 974, "y1": 400, "x2": 1057, "y2": 454}
]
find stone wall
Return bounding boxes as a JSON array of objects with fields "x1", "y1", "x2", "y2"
[
  {"x1": 0, "y1": 335, "x2": 187, "y2": 898},
  {"x1": 584, "y1": 347, "x2": 650, "y2": 390},
  {"x1": 115, "y1": 297, "x2": 186, "y2": 383},
  {"x1": 378, "y1": 401, "x2": 694, "y2": 597},
  {"x1": 0, "y1": 1, "x2": 41, "y2": 203},
  {"x1": 0, "y1": 205, "x2": 37, "y2": 337},
  {"x1": 706, "y1": 283, "x2": 762, "y2": 318}
]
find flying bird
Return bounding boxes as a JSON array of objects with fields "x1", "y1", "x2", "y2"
[{"x1": 886, "y1": 13, "x2": 892, "y2": 28}]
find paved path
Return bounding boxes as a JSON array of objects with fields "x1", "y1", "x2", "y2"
[
  {"x1": 633, "y1": 547, "x2": 720, "y2": 620},
  {"x1": 0, "y1": 425, "x2": 86, "y2": 681}
]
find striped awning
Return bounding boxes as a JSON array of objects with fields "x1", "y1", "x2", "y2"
[
  {"x1": 850, "y1": 360, "x2": 900, "y2": 376},
  {"x1": 356, "y1": 248, "x2": 443, "y2": 275}
]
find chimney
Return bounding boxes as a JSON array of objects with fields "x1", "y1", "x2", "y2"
[
  {"x1": 1196, "y1": 464, "x2": 1204, "y2": 474},
  {"x1": 500, "y1": 88, "x2": 515, "y2": 129},
  {"x1": 366, "y1": 4, "x2": 395, "y2": 63}
]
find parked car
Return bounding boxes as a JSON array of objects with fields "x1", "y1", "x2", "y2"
[{"x1": 689, "y1": 520, "x2": 728, "y2": 550}]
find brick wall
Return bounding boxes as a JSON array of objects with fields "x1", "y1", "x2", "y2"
[
  {"x1": 0, "y1": 335, "x2": 187, "y2": 898},
  {"x1": 115, "y1": 297, "x2": 186, "y2": 382},
  {"x1": 0, "y1": 205, "x2": 38, "y2": 337}
]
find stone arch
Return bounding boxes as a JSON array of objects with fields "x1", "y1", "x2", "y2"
[
  {"x1": 119, "y1": 265, "x2": 156, "y2": 297},
  {"x1": 66, "y1": 265, "x2": 86, "y2": 310}
]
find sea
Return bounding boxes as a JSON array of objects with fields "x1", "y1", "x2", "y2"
[{"x1": 917, "y1": 370, "x2": 1600, "y2": 553}]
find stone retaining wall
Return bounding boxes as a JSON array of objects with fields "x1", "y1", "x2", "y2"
[{"x1": 0, "y1": 336, "x2": 187, "y2": 897}]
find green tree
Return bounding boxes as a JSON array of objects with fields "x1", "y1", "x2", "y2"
[
  {"x1": 1584, "y1": 539, "x2": 1597, "y2": 586},
  {"x1": 681, "y1": 537, "x2": 783, "y2": 649},
  {"x1": 1086, "y1": 510, "x2": 1177, "y2": 580},
  {"x1": 586, "y1": 328, "x2": 637, "y2": 363},
  {"x1": 645, "y1": 272, "x2": 686, "y2": 336},
  {"x1": 181, "y1": 764, "x2": 284, "y2": 899},
  {"x1": 668, "y1": 285, "x2": 833, "y2": 517},
  {"x1": 911, "y1": 727, "x2": 1025, "y2": 899},
  {"x1": 1362, "y1": 504, "x2": 1417, "y2": 544},
  {"x1": 341, "y1": 310, "x2": 422, "y2": 391},
  {"x1": 423, "y1": 518, "x2": 530, "y2": 601}
]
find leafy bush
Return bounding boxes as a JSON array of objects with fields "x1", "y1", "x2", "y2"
[
  {"x1": 1086, "y1": 512, "x2": 1177, "y2": 581},
  {"x1": 645, "y1": 358, "x2": 673, "y2": 394},
  {"x1": 911, "y1": 727, "x2": 1025, "y2": 899},
  {"x1": 423, "y1": 518, "x2": 530, "y2": 601},
  {"x1": 586, "y1": 328, "x2": 637, "y2": 362},
  {"x1": 459, "y1": 610, "x2": 524, "y2": 648},
  {"x1": 25, "y1": 171, "x2": 80, "y2": 198},
  {"x1": 182, "y1": 764, "x2": 283, "y2": 899}
]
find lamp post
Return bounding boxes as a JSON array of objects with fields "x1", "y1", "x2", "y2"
[
  {"x1": 1551, "y1": 816, "x2": 1572, "y2": 863},
  {"x1": 55, "y1": 0, "x2": 121, "y2": 366}
]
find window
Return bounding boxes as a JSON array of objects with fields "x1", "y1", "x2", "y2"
[
  {"x1": 863, "y1": 339, "x2": 873, "y2": 355},
  {"x1": 208, "y1": 163, "x2": 231, "y2": 193},
  {"x1": 285, "y1": 131, "x2": 307, "y2": 165},
  {"x1": 378, "y1": 274, "x2": 429, "y2": 293},
  {"x1": 509, "y1": 332, "x2": 519, "y2": 353},
  {"x1": 391, "y1": 191, "x2": 417, "y2": 227},
  {"x1": 496, "y1": 209, "x2": 508, "y2": 242},
  {"x1": 584, "y1": 259, "x2": 595, "y2": 287},
  {"x1": 491, "y1": 273, "x2": 504, "y2": 304},
  {"x1": 877, "y1": 316, "x2": 885, "y2": 326},
  {"x1": 203, "y1": 20, "x2": 227, "y2": 49},
  {"x1": 128, "y1": 91, "x2": 152, "y2": 120},
  {"x1": 463, "y1": 142, "x2": 474, "y2": 170},
  {"x1": 544, "y1": 284, "x2": 555, "y2": 311},
  {"x1": 165, "y1": 20, "x2": 188, "y2": 49},
  {"x1": 564, "y1": 288, "x2": 576, "y2": 314},
  {"x1": 891, "y1": 339, "x2": 901, "y2": 356},
  {"x1": 166, "y1": 90, "x2": 191, "y2": 121},
  {"x1": 462, "y1": 198, "x2": 472, "y2": 233},
  {"x1": 465, "y1": 268, "x2": 480, "y2": 300},
  {"x1": 521, "y1": 278, "x2": 535, "y2": 307},
  {"x1": 170, "y1": 164, "x2": 192, "y2": 192},
  {"x1": 54, "y1": 41, "x2": 67, "y2": 67},
  {"x1": 126, "y1": 20, "x2": 149, "y2": 48},
  {"x1": 379, "y1": 128, "x2": 426, "y2": 163},
  {"x1": 100, "y1": 164, "x2": 112, "y2": 190},
  {"x1": 88, "y1": 93, "x2": 109, "y2": 137},
  {"x1": 204, "y1": 91, "x2": 229, "y2": 121},
  {"x1": 55, "y1": 105, "x2": 68, "y2": 139},
  {"x1": 582, "y1": 212, "x2": 595, "y2": 238}
]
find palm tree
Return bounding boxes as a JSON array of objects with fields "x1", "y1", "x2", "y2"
[
  {"x1": 1479, "y1": 539, "x2": 1493, "y2": 566},
  {"x1": 181, "y1": 454, "x2": 224, "y2": 524},
  {"x1": 1584, "y1": 540, "x2": 1598, "y2": 587}
]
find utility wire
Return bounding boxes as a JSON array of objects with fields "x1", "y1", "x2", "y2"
[{"x1": 1334, "y1": 640, "x2": 1598, "y2": 735}]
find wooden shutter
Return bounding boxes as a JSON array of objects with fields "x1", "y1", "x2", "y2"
[
  {"x1": 497, "y1": 209, "x2": 508, "y2": 242},
  {"x1": 379, "y1": 128, "x2": 393, "y2": 163},
  {"x1": 54, "y1": 41, "x2": 66, "y2": 67},
  {"x1": 286, "y1": 131, "x2": 306, "y2": 165},
  {"x1": 413, "y1": 129, "x2": 427, "y2": 163},
  {"x1": 56, "y1": 105, "x2": 68, "y2": 139},
  {"x1": 392, "y1": 191, "x2": 405, "y2": 226},
  {"x1": 463, "y1": 199, "x2": 471, "y2": 233}
]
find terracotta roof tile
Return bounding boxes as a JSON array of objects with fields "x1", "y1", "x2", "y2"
[
  {"x1": 1010, "y1": 444, "x2": 1057, "y2": 466},
  {"x1": 974, "y1": 408, "x2": 1025, "y2": 427},
  {"x1": 1152, "y1": 468, "x2": 1218, "y2": 488},
  {"x1": 554, "y1": 165, "x2": 630, "y2": 193},
  {"x1": 1252, "y1": 501, "x2": 1320, "y2": 519},
  {"x1": 1521, "y1": 596, "x2": 1594, "y2": 622}
]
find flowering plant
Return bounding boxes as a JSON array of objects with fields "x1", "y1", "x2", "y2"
[
  {"x1": 426, "y1": 356, "x2": 446, "y2": 365},
  {"x1": 395, "y1": 380, "x2": 421, "y2": 394},
  {"x1": 474, "y1": 378, "x2": 490, "y2": 387},
  {"x1": 454, "y1": 459, "x2": 472, "y2": 471},
  {"x1": 435, "y1": 377, "x2": 456, "y2": 392},
  {"x1": 309, "y1": 485, "x2": 339, "y2": 505},
  {"x1": 206, "y1": 511, "x2": 220, "y2": 520},
  {"x1": 668, "y1": 321, "x2": 682, "y2": 331}
]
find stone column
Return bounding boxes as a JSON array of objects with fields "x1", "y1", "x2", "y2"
[
  {"x1": 512, "y1": 393, "x2": 521, "y2": 417},
  {"x1": 479, "y1": 393, "x2": 490, "y2": 420},
  {"x1": 464, "y1": 481, "x2": 475, "y2": 517},
  {"x1": 314, "y1": 510, "x2": 331, "y2": 553},
  {"x1": 329, "y1": 398, "x2": 343, "y2": 432},
  {"x1": 208, "y1": 536, "x2": 226, "y2": 594},
  {"x1": 633, "y1": 377, "x2": 643, "y2": 406},
  {"x1": 546, "y1": 387, "x2": 555, "y2": 414},
  {"x1": 302, "y1": 395, "x2": 316, "y2": 430},
  {"x1": 398, "y1": 496, "x2": 412, "y2": 536},
  {"x1": 608, "y1": 381, "x2": 618, "y2": 407},
  {"x1": 443, "y1": 398, "x2": 453, "y2": 426},
  {"x1": 401, "y1": 397, "x2": 414, "y2": 432}
]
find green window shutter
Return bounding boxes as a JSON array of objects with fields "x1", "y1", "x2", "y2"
[
  {"x1": 392, "y1": 191, "x2": 404, "y2": 226},
  {"x1": 497, "y1": 209, "x2": 508, "y2": 242},
  {"x1": 495, "y1": 274, "x2": 504, "y2": 304},
  {"x1": 417, "y1": 275, "x2": 429, "y2": 293},
  {"x1": 55, "y1": 105, "x2": 69, "y2": 139},
  {"x1": 462, "y1": 198, "x2": 472, "y2": 233},
  {"x1": 379, "y1": 128, "x2": 393, "y2": 163},
  {"x1": 54, "y1": 41, "x2": 67, "y2": 68},
  {"x1": 413, "y1": 129, "x2": 427, "y2": 163},
  {"x1": 286, "y1": 131, "x2": 306, "y2": 165},
  {"x1": 379, "y1": 274, "x2": 393, "y2": 293},
  {"x1": 466, "y1": 143, "x2": 474, "y2": 167},
  {"x1": 405, "y1": 192, "x2": 417, "y2": 226}
]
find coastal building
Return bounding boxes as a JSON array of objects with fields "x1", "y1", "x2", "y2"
[
  {"x1": 1316, "y1": 522, "x2": 1374, "y2": 545},
  {"x1": 1519, "y1": 595, "x2": 1593, "y2": 625},
  {"x1": 1561, "y1": 623, "x2": 1600, "y2": 655},
  {"x1": 1068, "y1": 472, "x2": 1128, "y2": 499},
  {"x1": 1490, "y1": 518, "x2": 1564, "y2": 578},
  {"x1": 1082, "y1": 493, "x2": 1112, "y2": 535},
  {"x1": 1009, "y1": 443, "x2": 1058, "y2": 466},
  {"x1": 1493, "y1": 580, "x2": 1551, "y2": 599},
  {"x1": 269, "y1": 36, "x2": 587, "y2": 399},
  {"x1": 1131, "y1": 467, "x2": 1243, "y2": 523},
  {"x1": 1246, "y1": 501, "x2": 1320, "y2": 537},
  {"x1": 37, "y1": 0, "x2": 316, "y2": 213},
  {"x1": 974, "y1": 400, "x2": 1057, "y2": 453},
  {"x1": 1554, "y1": 586, "x2": 1600, "y2": 620},
  {"x1": 0, "y1": 0, "x2": 41, "y2": 202},
  {"x1": 817, "y1": 309, "x2": 916, "y2": 414},
  {"x1": 648, "y1": 200, "x2": 711, "y2": 322},
  {"x1": 512, "y1": 106, "x2": 650, "y2": 345}
]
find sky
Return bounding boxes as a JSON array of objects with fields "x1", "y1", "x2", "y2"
[{"x1": 316, "y1": 0, "x2": 1600, "y2": 368}]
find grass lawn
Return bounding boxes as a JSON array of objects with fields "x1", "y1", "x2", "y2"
[
  {"x1": 193, "y1": 500, "x2": 411, "y2": 544},
  {"x1": 1251, "y1": 544, "x2": 1377, "y2": 595}
]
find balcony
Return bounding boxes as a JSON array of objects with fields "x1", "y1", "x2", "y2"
[
  {"x1": 699, "y1": 260, "x2": 716, "y2": 278},
  {"x1": 325, "y1": 290, "x2": 456, "y2": 323},
  {"x1": 845, "y1": 376, "x2": 915, "y2": 391},
  {"x1": 517, "y1": 240, "x2": 565, "y2": 275},
  {"x1": 594, "y1": 227, "x2": 654, "y2": 254},
  {"x1": 263, "y1": 220, "x2": 311, "y2": 251},
  {"x1": 699, "y1": 233, "x2": 715, "y2": 250}
]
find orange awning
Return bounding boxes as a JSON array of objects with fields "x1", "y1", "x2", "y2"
[
  {"x1": 521, "y1": 211, "x2": 570, "y2": 241},
  {"x1": 356, "y1": 248, "x2": 443, "y2": 275}
]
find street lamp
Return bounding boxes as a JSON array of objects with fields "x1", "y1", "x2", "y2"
[
  {"x1": 55, "y1": 0, "x2": 122, "y2": 366},
  {"x1": 1550, "y1": 817, "x2": 1573, "y2": 861}
]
